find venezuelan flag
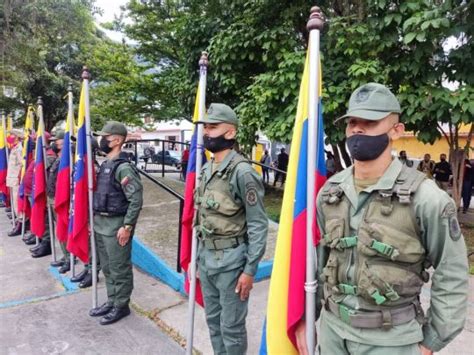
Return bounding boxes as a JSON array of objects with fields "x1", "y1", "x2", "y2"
[
  {"x1": 30, "y1": 116, "x2": 47, "y2": 237},
  {"x1": 67, "y1": 83, "x2": 89, "y2": 263},
  {"x1": 0, "y1": 118, "x2": 7, "y2": 199},
  {"x1": 180, "y1": 84, "x2": 205, "y2": 306},
  {"x1": 261, "y1": 50, "x2": 326, "y2": 354},
  {"x1": 54, "y1": 109, "x2": 74, "y2": 242},
  {"x1": 18, "y1": 107, "x2": 35, "y2": 217}
]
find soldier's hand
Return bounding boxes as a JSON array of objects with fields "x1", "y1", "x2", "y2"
[
  {"x1": 419, "y1": 345, "x2": 433, "y2": 355},
  {"x1": 116, "y1": 227, "x2": 131, "y2": 247},
  {"x1": 235, "y1": 273, "x2": 254, "y2": 301},
  {"x1": 295, "y1": 320, "x2": 309, "y2": 355}
]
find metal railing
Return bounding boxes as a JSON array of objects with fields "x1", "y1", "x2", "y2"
[
  {"x1": 128, "y1": 139, "x2": 190, "y2": 177},
  {"x1": 136, "y1": 168, "x2": 185, "y2": 273}
]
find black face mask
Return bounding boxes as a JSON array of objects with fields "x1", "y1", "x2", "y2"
[
  {"x1": 203, "y1": 133, "x2": 235, "y2": 153},
  {"x1": 99, "y1": 138, "x2": 113, "y2": 154},
  {"x1": 51, "y1": 142, "x2": 60, "y2": 154},
  {"x1": 346, "y1": 133, "x2": 389, "y2": 161}
]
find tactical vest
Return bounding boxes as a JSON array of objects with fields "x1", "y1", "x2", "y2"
[
  {"x1": 93, "y1": 158, "x2": 130, "y2": 216},
  {"x1": 320, "y1": 166, "x2": 429, "y2": 312},
  {"x1": 195, "y1": 154, "x2": 248, "y2": 242},
  {"x1": 47, "y1": 157, "x2": 60, "y2": 198}
]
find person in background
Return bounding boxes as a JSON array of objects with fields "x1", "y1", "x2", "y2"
[
  {"x1": 434, "y1": 153, "x2": 452, "y2": 191},
  {"x1": 181, "y1": 145, "x2": 190, "y2": 179},
  {"x1": 461, "y1": 158, "x2": 473, "y2": 213},
  {"x1": 417, "y1": 153, "x2": 435, "y2": 178},
  {"x1": 273, "y1": 147, "x2": 289, "y2": 187},
  {"x1": 260, "y1": 149, "x2": 271, "y2": 184},
  {"x1": 398, "y1": 150, "x2": 413, "y2": 167}
]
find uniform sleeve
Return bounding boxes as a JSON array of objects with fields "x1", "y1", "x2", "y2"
[
  {"x1": 234, "y1": 165, "x2": 268, "y2": 276},
  {"x1": 315, "y1": 188, "x2": 330, "y2": 320},
  {"x1": 116, "y1": 163, "x2": 143, "y2": 227},
  {"x1": 415, "y1": 180, "x2": 469, "y2": 351}
]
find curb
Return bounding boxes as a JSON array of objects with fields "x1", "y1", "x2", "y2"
[{"x1": 131, "y1": 238, "x2": 273, "y2": 295}]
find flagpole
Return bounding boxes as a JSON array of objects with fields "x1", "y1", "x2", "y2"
[
  {"x1": 305, "y1": 6, "x2": 324, "y2": 354},
  {"x1": 82, "y1": 67, "x2": 98, "y2": 308},
  {"x1": 67, "y1": 83, "x2": 76, "y2": 278},
  {"x1": 185, "y1": 51, "x2": 208, "y2": 355},
  {"x1": 37, "y1": 97, "x2": 57, "y2": 263}
]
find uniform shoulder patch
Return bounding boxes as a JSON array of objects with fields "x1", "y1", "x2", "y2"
[
  {"x1": 246, "y1": 187, "x2": 258, "y2": 206},
  {"x1": 442, "y1": 202, "x2": 462, "y2": 241}
]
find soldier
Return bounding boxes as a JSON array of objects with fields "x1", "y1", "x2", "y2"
[
  {"x1": 194, "y1": 103, "x2": 268, "y2": 354},
  {"x1": 41, "y1": 130, "x2": 71, "y2": 270},
  {"x1": 6, "y1": 129, "x2": 25, "y2": 235},
  {"x1": 88, "y1": 121, "x2": 143, "y2": 325},
  {"x1": 295, "y1": 83, "x2": 468, "y2": 354}
]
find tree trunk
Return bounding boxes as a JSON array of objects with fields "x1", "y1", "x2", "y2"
[{"x1": 450, "y1": 149, "x2": 465, "y2": 208}]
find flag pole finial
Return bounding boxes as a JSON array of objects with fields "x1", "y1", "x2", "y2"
[
  {"x1": 67, "y1": 82, "x2": 73, "y2": 92},
  {"x1": 199, "y1": 51, "x2": 209, "y2": 68},
  {"x1": 37, "y1": 96, "x2": 43, "y2": 105},
  {"x1": 81, "y1": 66, "x2": 91, "y2": 80},
  {"x1": 307, "y1": 6, "x2": 325, "y2": 31}
]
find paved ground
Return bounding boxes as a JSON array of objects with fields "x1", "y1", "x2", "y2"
[{"x1": 0, "y1": 211, "x2": 183, "y2": 355}]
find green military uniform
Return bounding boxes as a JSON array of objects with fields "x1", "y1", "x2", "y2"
[
  {"x1": 195, "y1": 104, "x2": 268, "y2": 354},
  {"x1": 93, "y1": 122, "x2": 143, "y2": 310},
  {"x1": 314, "y1": 83, "x2": 468, "y2": 353}
]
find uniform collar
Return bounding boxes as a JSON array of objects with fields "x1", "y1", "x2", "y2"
[
  {"x1": 327, "y1": 158, "x2": 403, "y2": 208},
  {"x1": 205, "y1": 149, "x2": 237, "y2": 182}
]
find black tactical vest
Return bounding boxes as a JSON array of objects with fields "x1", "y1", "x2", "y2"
[
  {"x1": 47, "y1": 157, "x2": 60, "y2": 198},
  {"x1": 93, "y1": 158, "x2": 129, "y2": 216}
]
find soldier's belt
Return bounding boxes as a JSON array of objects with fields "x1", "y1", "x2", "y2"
[
  {"x1": 199, "y1": 236, "x2": 246, "y2": 250},
  {"x1": 326, "y1": 298, "x2": 416, "y2": 330}
]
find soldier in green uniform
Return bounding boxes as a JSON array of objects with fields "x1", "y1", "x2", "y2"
[
  {"x1": 194, "y1": 103, "x2": 268, "y2": 354},
  {"x1": 88, "y1": 121, "x2": 143, "y2": 325},
  {"x1": 295, "y1": 83, "x2": 468, "y2": 354}
]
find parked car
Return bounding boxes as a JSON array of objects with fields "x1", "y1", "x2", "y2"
[{"x1": 151, "y1": 150, "x2": 182, "y2": 167}]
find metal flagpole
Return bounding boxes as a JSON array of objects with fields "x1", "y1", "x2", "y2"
[
  {"x1": 185, "y1": 51, "x2": 208, "y2": 355},
  {"x1": 37, "y1": 97, "x2": 57, "y2": 263},
  {"x1": 305, "y1": 7, "x2": 325, "y2": 354},
  {"x1": 82, "y1": 67, "x2": 98, "y2": 308},
  {"x1": 67, "y1": 83, "x2": 76, "y2": 278}
]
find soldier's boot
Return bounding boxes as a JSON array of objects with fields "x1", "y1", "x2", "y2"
[
  {"x1": 50, "y1": 257, "x2": 65, "y2": 268},
  {"x1": 5, "y1": 207, "x2": 11, "y2": 212},
  {"x1": 7, "y1": 212, "x2": 12, "y2": 219},
  {"x1": 22, "y1": 231, "x2": 34, "y2": 243},
  {"x1": 71, "y1": 269, "x2": 88, "y2": 283},
  {"x1": 58, "y1": 261, "x2": 71, "y2": 274},
  {"x1": 79, "y1": 272, "x2": 99, "y2": 288},
  {"x1": 31, "y1": 241, "x2": 52, "y2": 258},
  {"x1": 7, "y1": 222, "x2": 22, "y2": 237},
  {"x1": 99, "y1": 305, "x2": 131, "y2": 325},
  {"x1": 89, "y1": 302, "x2": 113, "y2": 317},
  {"x1": 24, "y1": 234, "x2": 37, "y2": 245},
  {"x1": 29, "y1": 242, "x2": 43, "y2": 253}
]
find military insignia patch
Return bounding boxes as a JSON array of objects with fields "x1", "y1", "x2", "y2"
[
  {"x1": 125, "y1": 183, "x2": 136, "y2": 194},
  {"x1": 355, "y1": 88, "x2": 370, "y2": 103},
  {"x1": 442, "y1": 202, "x2": 462, "y2": 241},
  {"x1": 449, "y1": 217, "x2": 462, "y2": 241},
  {"x1": 246, "y1": 188, "x2": 257, "y2": 206}
]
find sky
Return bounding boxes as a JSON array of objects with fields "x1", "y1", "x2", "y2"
[{"x1": 94, "y1": 0, "x2": 130, "y2": 42}]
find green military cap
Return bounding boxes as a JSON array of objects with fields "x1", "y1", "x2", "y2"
[
  {"x1": 336, "y1": 83, "x2": 401, "y2": 122},
  {"x1": 96, "y1": 121, "x2": 128, "y2": 137},
  {"x1": 197, "y1": 103, "x2": 238, "y2": 126},
  {"x1": 50, "y1": 130, "x2": 65, "y2": 141}
]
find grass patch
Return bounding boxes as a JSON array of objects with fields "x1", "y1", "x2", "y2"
[
  {"x1": 462, "y1": 224, "x2": 474, "y2": 275},
  {"x1": 263, "y1": 185, "x2": 284, "y2": 223}
]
